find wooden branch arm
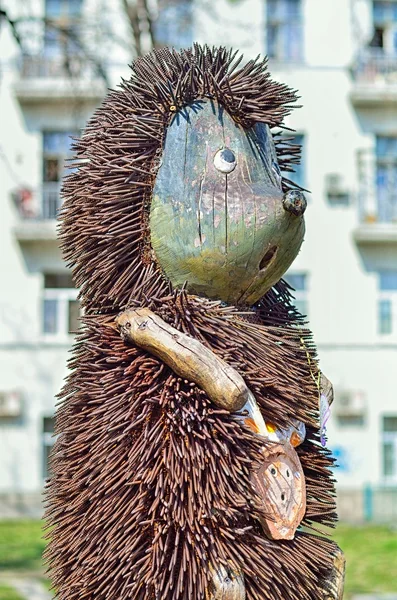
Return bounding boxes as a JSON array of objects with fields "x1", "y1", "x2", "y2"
[{"x1": 116, "y1": 308, "x2": 250, "y2": 412}]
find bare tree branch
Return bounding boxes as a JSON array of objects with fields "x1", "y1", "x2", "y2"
[
  {"x1": 0, "y1": 9, "x2": 23, "y2": 48},
  {"x1": 121, "y1": 0, "x2": 142, "y2": 56},
  {"x1": 138, "y1": 0, "x2": 156, "y2": 50}
]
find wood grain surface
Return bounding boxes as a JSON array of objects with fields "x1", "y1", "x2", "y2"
[{"x1": 150, "y1": 100, "x2": 305, "y2": 305}]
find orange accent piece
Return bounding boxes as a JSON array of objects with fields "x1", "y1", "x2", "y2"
[
  {"x1": 245, "y1": 417, "x2": 260, "y2": 434},
  {"x1": 290, "y1": 431, "x2": 302, "y2": 447}
]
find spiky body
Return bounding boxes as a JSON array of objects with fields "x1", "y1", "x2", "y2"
[{"x1": 45, "y1": 45, "x2": 340, "y2": 599}]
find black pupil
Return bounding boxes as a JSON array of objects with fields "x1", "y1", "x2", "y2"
[{"x1": 221, "y1": 148, "x2": 235, "y2": 163}]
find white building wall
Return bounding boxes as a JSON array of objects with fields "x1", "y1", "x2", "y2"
[{"x1": 1, "y1": 0, "x2": 396, "y2": 515}]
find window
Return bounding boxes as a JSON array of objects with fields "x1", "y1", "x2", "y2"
[
  {"x1": 44, "y1": 0, "x2": 83, "y2": 73},
  {"x1": 266, "y1": 0, "x2": 303, "y2": 62},
  {"x1": 279, "y1": 133, "x2": 305, "y2": 189},
  {"x1": 382, "y1": 416, "x2": 397, "y2": 481},
  {"x1": 154, "y1": 0, "x2": 193, "y2": 49},
  {"x1": 378, "y1": 271, "x2": 397, "y2": 335},
  {"x1": 43, "y1": 416, "x2": 56, "y2": 480},
  {"x1": 372, "y1": 2, "x2": 397, "y2": 52},
  {"x1": 42, "y1": 273, "x2": 80, "y2": 339},
  {"x1": 285, "y1": 271, "x2": 308, "y2": 317},
  {"x1": 42, "y1": 131, "x2": 77, "y2": 218},
  {"x1": 45, "y1": 0, "x2": 83, "y2": 19},
  {"x1": 376, "y1": 136, "x2": 397, "y2": 223}
]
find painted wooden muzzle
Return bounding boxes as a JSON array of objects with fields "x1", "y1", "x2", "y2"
[{"x1": 150, "y1": 100, "x2": 306, "y2": 305}]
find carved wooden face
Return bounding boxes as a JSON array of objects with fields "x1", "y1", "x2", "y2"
[{"x1": 150, "y1": 100, "x2": 306, "y2": 305}]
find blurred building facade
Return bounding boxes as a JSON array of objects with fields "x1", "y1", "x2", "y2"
[{"x1": 0, "y1": 0, "x2": 396, "y2": 521}]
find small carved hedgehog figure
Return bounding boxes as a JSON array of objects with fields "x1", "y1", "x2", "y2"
[{"x1": 45, "y1": 45, "x2": 345, "y2": 600}]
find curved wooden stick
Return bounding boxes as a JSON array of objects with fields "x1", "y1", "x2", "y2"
[{"x1": 116, "y1": 307, "x2": 251, "y2": 412}]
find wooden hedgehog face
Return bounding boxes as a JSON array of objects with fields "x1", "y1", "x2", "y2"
[
  {"x1": 151, "y1": 100, "x2": 306, "y2": 305},
  {"x1": 60, "y1": 46, "x2": 306, "y2": 312}
]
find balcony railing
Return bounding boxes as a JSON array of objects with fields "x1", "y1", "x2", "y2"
[
  {"x1": 19, "y1": 53, "x2": 98, "y2": 80},
  {"x1": 14, "y1": 183, "x2": 62, "y2": 220},
  {"x1": 357, "y1": 149, "x2": 397, "y2": 224},
  {"x1": 352, "y1": 49, "x2": 397, "y2": 85},
  {"x1": 14, "y1": 53, "x2": 107, "y2": 104}
]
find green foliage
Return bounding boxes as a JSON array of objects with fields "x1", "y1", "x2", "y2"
[
  {"x1": 0, "y1": 584, "x2": 24, "y2": 600},
  {"x1": 333, "y1": 524, "x2": 397, "y2": 598},
  {"x1": 0, "y1": 520, "x2": 46, "y2": 572}
]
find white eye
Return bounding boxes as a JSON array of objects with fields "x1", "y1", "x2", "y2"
[{"x1": 214, "y1": 148, "x2": 236, "y2": 174}]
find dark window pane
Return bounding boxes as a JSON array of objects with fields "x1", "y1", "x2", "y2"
[
  {"x1": 267, "y1": 25, "x2": 277, "y2": 58},
  {"x1": 376, "y1": 136, "x2": 397, "y2": 159},
  {"x1": 373, "y1": 1, "x2": 397, "y2": 23},
  {"x1": 266, "y1": 0, "x2": 302, "y2": 61},
  {"x1": 384, "y1": 416, "x2": 397, "y2": 433},
  {"x1": 286, "y1": 0, "x2": 301, "y2": 18},
  {"x1": 69, "y1": 0, "x2": 83, "y2": 17},
  {"x1": 380, "y1": 272, "x2": 397, "y2": 291},
  {"x1": 43, "y1": 158, "x2": 61, "y2": 182},
  {"x1": 155, "y1": 0, "x2": 193, "y2": 48},
  {"x1": 43, "y1": 417, "x2": 55, "y2": 433},
  {"x1": 44, "y1": 273, "x2": 74, "y2": 289},
  {"x1": 379, "y1": 299, "x2": 392, "y2": 334},
  {"x1": 68, "y1": 300, "x2": 80, "y2": 333},
  {"x1": 45, "y1": 0, "x2": 62, "y2": 18},
  {"x1": 285, "y1": 272, "x2": 307, "y2": 291},
  {"x1": 43, "y1": 443, "x2": 52, "y2": 479},
  {"x1": 336, "y1": 414, "x2": 365, "y2": 427},
  {"x1": 45, "y1": 0, "x2": 83, "y2": 18},
  {"x1": 267, "y1": 0, "x2": 278, "y2": 16},
  {"x1": 43, "y1": 131, "x2": 75, "y2": 155},
  {"x1": 43, "y1": 299, "x2": 58, "y2": 333},
  {"x1": 43, "y1": 416, "x2": 56, "y2": 480},
  {"x1": 383, "y1": 441, "x2": 394, "y2": 476},
  {"x1": 283, "y1": 23, "x2": 303, "y2": 61}
]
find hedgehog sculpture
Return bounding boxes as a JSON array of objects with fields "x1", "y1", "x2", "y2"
[{"x1": 45, "y1": 45, "x2": 345, "y2": 600}]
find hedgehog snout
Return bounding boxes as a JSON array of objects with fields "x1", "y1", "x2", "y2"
[{"x1": 282, "y1": 190, "x2": 307, "y2": 217}]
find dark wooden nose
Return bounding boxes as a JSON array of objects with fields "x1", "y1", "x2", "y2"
[{"x1": 282, "y1": 190, "x2": 307, "y2": 216}]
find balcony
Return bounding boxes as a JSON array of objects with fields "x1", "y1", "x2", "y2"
[
  {"x1": 13, "y1": 183, "x2": 61, "y2": 242},
  {"x1": 353, "y1": 149, "x2": 397, "y2": 245},
  {"x1": 351, "y1": 49, "x2": 397, "y2": 107},
  {"x1": 14, "y1": 54, "x2": 106, "y2": 106}
]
